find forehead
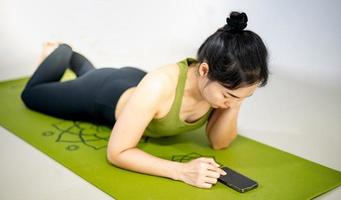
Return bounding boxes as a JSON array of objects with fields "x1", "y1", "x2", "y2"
[{"x1": 213, "y1": 81, "x2": 258, "y2": 96}]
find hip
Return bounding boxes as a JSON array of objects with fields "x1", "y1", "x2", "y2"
[{"x1": 91, "y1": 67, "x2": 147, "y2": 123}]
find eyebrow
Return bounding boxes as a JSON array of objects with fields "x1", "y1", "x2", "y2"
[{"x1": 225, "y1": 91, "x2": 254, "y2": 99}]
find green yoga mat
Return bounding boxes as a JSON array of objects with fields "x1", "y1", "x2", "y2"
[{"x1": 0, "y1": 69, "x2": 340, "y2": 200}]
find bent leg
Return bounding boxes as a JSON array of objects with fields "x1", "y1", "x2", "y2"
[
  {"x1": 70, "y1": 52, "x2": 96, "y2": 76},
  {"x1": 21, "y1": 43, "x2": 100, "y2": 122},
  {"x1": 21, "y1": 79, "x2": 96, "y2": 122},
  {"x1": 24, "y1": 44, "x2": 73, "y2": 89}
]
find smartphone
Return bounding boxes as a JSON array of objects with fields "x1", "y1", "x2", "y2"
[{"x1": 218, "y1": 166, "x2": 258, "y2": 193}]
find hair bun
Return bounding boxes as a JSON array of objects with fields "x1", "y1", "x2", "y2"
[{"x1": 224, "y1": 11, "x2": 248, "y2": 31}]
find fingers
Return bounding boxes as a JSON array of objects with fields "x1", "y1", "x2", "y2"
[
  {"x1": 200, "y1": 157, "x2": 220, "y2": 167},
  {"x1": 205, "y1": 165, "x2": 226, "y2": 177},
  {"x1": 205, "y1": 163, "x2": 220, "y2": 172},
  {"x1": 193, "y1": 157, "x2": 228, "y2": 189},
  {"x1": 213, "y1": 166, "x2": 227, "y2": 176},
  {"x1": 203, "y1": 176, "x2": 218, "y2": 185},
  {"x1": 201, "y1": 182, "x2": 213, "y2": 189},
  {"x1": 198, "y1": 173, "x2": 221, "y2": 189},
  {"x1": 203, "y1": 160, "x2": 227, "y2": 176},
  {"x1": 205, "y1": 170, "x2": 221, "y2": 179}
]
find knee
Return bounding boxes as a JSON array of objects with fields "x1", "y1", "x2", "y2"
[
  {"x1": 59, "y1": 43, "x2": 72, "y2": 51},
  {"x1": 21, "y1": 88, "x2": 34, "y2": 109},
  {"x1": 45, "y1": 43, "x2": 72, "y2": 60},
  {"x1": 56, "y1": 43, "x2": 73, "y2": 56}
]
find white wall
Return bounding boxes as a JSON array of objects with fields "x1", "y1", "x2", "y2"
[{"x1": 1, "y1": 0, "x2": 340, "y2": 90}]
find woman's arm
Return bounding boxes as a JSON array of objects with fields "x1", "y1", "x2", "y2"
[
  {"x1": 109, "y1": 147, "x2": 183, "y2": 180},
  {"x1": 106, "y1": 70, "x2": 225, "y2": 188},
  {"x1": 205, "y1": 104, "x2": 242, "y2": 150},
  {"x1": 106, "y1": 71, "x2": 183, "y2": 180}
]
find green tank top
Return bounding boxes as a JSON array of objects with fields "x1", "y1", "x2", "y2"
[{"x1": 143, "y1": 57, "x2": 214, "y2": 138}]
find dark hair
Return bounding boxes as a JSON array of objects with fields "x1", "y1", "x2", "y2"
[{"x1": 196, "y1": 11, "x2": 269, "y2": 90}]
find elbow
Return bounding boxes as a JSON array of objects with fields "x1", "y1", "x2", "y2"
[
  {"x1": 212, "y1": 143, "x2": 229, "y2": 150},
  {"x1": 107, "y1": 148, "x2": 122, "y2": 165},
  {"x1": 107, "y1": 146, "x2": 132, "y2": 165},
  {"x1": 211, "y1": 134, "x2": 237, "y2": 150},
  {"x1": 107, "y1": 151, "x2": 117, "y2": 165}
]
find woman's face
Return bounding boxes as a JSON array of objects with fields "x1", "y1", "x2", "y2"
[
  {"x1": 201, "y1": 81, "x2": 258, "y2": 109},
  {"x1": 196, "y1": 62, "x2": 259, "y2": 109}
]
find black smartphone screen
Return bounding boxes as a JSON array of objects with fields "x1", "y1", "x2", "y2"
[{"x1": 218, "y1": 166, "x2": 258, "y2": 193}]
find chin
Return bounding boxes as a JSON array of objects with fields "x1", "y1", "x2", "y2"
[
  {"x1": 212, "y1": 104, "x2": 228, "y2": 109},
  {"x1": 211, "y1": 104, "x2": 220, "y2": 109}
]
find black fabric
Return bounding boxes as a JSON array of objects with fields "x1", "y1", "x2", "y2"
[{"x1": 21, "y1": 44, "x2": 147, "y2": 126}]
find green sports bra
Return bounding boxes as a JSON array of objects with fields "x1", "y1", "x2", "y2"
[{"x1": 143, "y1": 57, "x2": 214, "y2": 138}]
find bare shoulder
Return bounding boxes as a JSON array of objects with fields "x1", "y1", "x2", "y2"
[
  {"x1": 114, "y1": 63, "x2": 179, "y2": 120},
  {"x1": 143, "y1": 63, "x2": 179, "y2": 100},
  {"x1": 117, "y1": 63, "x2": 178, "y2": 115}
]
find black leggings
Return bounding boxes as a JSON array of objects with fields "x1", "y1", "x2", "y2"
[{"x1": 21, "y1": 44, "x2": 147, "y2": 126}]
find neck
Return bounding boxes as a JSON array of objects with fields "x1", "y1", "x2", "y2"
[{"x1": 186, "y1": 62, "x2": 206, "y2": 103}]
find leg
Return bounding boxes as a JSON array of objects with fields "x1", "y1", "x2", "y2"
[
  {"x1": 24, "y1": 43, "x2": 73, "y2": 89},
  {"x1": 70, "y1": 51, "x2": 96, "y2": 77},
  {"x1": 21, "y1": 43, "x2": 100, "y2": 123},
  {"x1": 21, "y1": 80, "x2": 94, "y2": 122}
]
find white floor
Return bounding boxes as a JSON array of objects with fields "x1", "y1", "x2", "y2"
[{"x1": 0, "y1": 67, "x2": 340, "y2": 200}]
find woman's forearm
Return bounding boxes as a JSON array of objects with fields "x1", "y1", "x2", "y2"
[
  {"x1": 208, "y1": 106, "x2": 240, "y2": 149},
  {"x1": 108, "y1": 147, "x2": 184, "y2": 181}
]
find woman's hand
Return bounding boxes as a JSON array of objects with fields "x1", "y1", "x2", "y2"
[
  {"x1": 178, "y1": 157, "x2": 227, "y2": 189},
  {"x1": 225, "y1": 98, "x2": 244, "y2": 110}
]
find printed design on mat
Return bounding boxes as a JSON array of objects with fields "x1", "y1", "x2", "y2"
[
  {"x1": 42, "y1": 120, "x2": 149, "y2": 151},
  {"x1": 171, "y1": 152, "x2": 223, "y2": 166}
]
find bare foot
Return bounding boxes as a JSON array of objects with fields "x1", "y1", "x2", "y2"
[{"x1": 37, "y1": 41, "x2": 63, "y2": 64}]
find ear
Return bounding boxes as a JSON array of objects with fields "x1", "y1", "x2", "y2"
[{"x1": 198, "y1": 62, "x2": 209, "y2": 77}]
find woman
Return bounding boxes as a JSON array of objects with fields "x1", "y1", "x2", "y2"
[{"x1": 21, "y1": 11, "x2": 269, "y2": 189}]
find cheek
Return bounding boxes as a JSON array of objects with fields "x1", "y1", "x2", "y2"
[
  {"x1": 205, "y1": 88, "x2": 222, "y2": 102},
  {"x1": 202, "y1": 88, "x2": 214, "y2": 101}
]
